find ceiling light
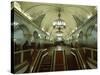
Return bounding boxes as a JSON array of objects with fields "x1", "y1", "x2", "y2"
[
  {"x1": 56, "y1": 31, "x2": 63, "y2": 34},
  {"x1": 38, "y1": 34, "x2": 41, "y2": 38},
  {"x1": 75, "y1": 27, "x2": 77, "y2": 30},
  {"x1": 87, "y1": 14, "x2": 92, "y2": 19},
  {"x1": 72, "y1": 30, "x2": 74, "y2": 33},
  {"x1": 57, "y1": 37, "x2": 62, "y2": 41},
  {"x1": 77, "y1": 34, "x2": 79, "y2": 37},
  {"x1": 56, "y1": 33, "x2": 63, "y2": 36},
  {"x1": 46, "y1": 32, "x2": 50, "y2": 35},
  {"x1": 42, "y1": 28, "x2": 45, "y2": 31},
  {"x1": 57, "y1": 46, "x2": 62, "y2": 51},
  {"x1": 14, "y1": 21, "x2": 19, "y2": 26},
  {"x1": 53, "y1": 8, "x2": 66, "y2": 31}
]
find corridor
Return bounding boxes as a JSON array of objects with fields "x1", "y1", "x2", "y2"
[{"x1": 11, "y1": 1, "x2": 97, "y2": 73}]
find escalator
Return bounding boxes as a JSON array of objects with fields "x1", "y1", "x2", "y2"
[
  {"x1": 65, "y1": 52, "x2": 79, "y2": 70},
  {"x1": 38, "y1": 54, "x2": 52, "y2": 72},
  {"x1": 55, "y1": 51, "x2": 65, "y2": 71},
  {"x1": 36, "y1": 48, "x2": 82, "y2": 72},
  {"x1": 26, "y1": 47, "x2": 87, "y2": 72},
  {"x1": 64, "y1": 47, "x2": 82, "y2": 70}
]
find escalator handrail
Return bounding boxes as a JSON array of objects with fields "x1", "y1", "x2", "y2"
[
  {"x1": 71, "y1": 49, "x2": 86, "y2": 69},
  {"x1": 71, "y1": 51, "x2": 80, "y2": 69}
]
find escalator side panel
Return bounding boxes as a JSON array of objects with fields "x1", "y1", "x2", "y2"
[
  {"x1": 55, "y1": 51, "x2": 64, "y2": 71},
  {"x1": 66, "y1": 54, "x2": 79, "y2": 70},
  {"x1": 38, "y1": 55, "x2": 52, "y2": 72}
]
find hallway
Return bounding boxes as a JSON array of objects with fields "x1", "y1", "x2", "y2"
[{"x1": 11, "y1": 1, "x2": 97, "y2": 73}]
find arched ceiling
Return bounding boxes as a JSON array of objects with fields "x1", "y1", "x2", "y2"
[{"x1": 13, "y1": 1, "x2": 97, "y2": 40}]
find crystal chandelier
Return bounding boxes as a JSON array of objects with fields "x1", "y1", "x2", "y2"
[{"x1": 53, "y1": 8, "x2": 66, "y2": 31}]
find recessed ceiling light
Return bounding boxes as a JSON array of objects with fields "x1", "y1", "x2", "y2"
[
  {"x1": 87, "y1": 14, "x2": 92, "y2": 19},
  {"x1": 46, "y1": 32, "x2": 50, "y2": 35},
  {"x1": 72, "y1": 30, "x2": 74, "y2": 33},
  {"x1": 57, "y1": 37, "x2": 62, "y2": 41},
  {"x1": 14, "y1": 21, "x2": 19, "y2": 26},
  {"x1": 42, "y1": 28, "x2": 45, "y2": 31},
  {"x1": 56, "y1": 33, "x2": 62, "y2": 36},
  {"x1": 38, "y1": 34, "x2": 41, "y2": 38},
  {"x1": 75, "y1": 27, "x2": 77, "y2": 30}
]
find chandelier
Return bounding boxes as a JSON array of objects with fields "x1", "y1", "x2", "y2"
[{"x1": 53, "y1": 8, "x2": 66, "y2": 31}]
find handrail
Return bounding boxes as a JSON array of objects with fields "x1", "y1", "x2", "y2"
[
  {"x1": 71, "y1": 48, "x2": 86, "y2": 69},
  {"x1": 63, "y1": 50, "x2": 66, "y2": 70},
  {"x1": 50, "y1": 50, "x2": 55, "y2": 71},
  {"x1": 71, "y1": 50, "x2": 82, "y2": 68},
  {"x1": 33, "y1": 51, "x2": 43, "y2": 72},
  {"x1": 14, "y1": 49, "x2": 34, "y2": 54},
  {"x1": 83, "y1": 47, "x2": 96, "y2": 51},
  {"x1": 53, "y1": 50, "x2": 56, "y2": 71},
  {"x1": 31, "y1": 49, "x2": 48, "y2": 72},
  {"x1": 77, "y1": 50, "x2": 86, "y2": 69},
  {"x1": 14, "y1": 61, "x2": 29, "y2": 73},
  {"x1": 88, "y1": 57, "x2": 97, "y2": 65},
  {"x1": 71, "y1": 52, "x2": 80, "y2": 69},
  {"x1": 71, "y1": 47, "x2": 96, "y2": 51},
  {"x1": 30, "y1": 50, "x2": 41, "y2": 72},
  {"x1": 37, "y1": 52, "x2": 48, "y2": 72},
  {"x1": 15, "y1": 61, "x2": 28, "y2": 69}
]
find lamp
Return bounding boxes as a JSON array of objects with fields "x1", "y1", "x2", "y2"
[{"x1": 53, "y1": 8, "x2": 66, "y2": 31}]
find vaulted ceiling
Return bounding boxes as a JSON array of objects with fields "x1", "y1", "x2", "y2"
[{"x1": 12, "y1": 1, "x2": 97, "y2": 40}]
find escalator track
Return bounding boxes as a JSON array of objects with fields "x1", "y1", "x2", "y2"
[{"x1": 65, "y1": 52, "x2": 80, "y2": 70}]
